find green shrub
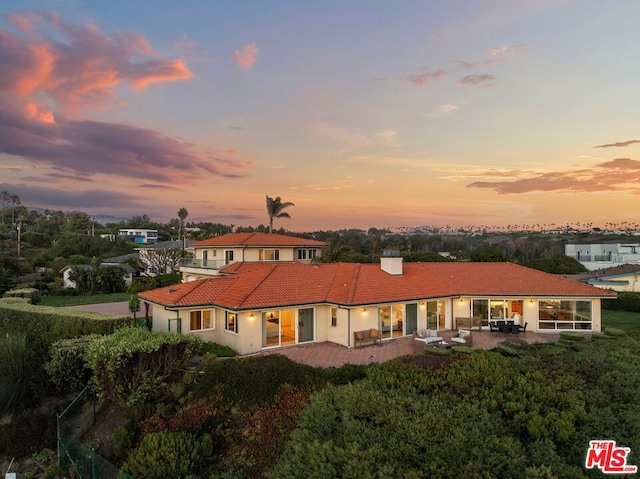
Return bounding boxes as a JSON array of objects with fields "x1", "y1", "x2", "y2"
[
  {"x1": 123, "y1": 431, "x2": 214, "y2": 479},
  {"x1": 322, "y1": 363, "x2": 368, "y2": 385},
  {"x1": 193, "y1": 355, "x2": 323, "y2": 408},
  {"x1": 602, "y1": 291, "x2": 640, "y2": 312},
  {"x1": 85, "y1": 327, "x2": 201, "y2": 406},
  {"x1": 155, "y1": 273, "x2": 181, "y2": 287},
  {"x1": 604, "y1": 327, "x2": 627, "y2": 337},
  {"x1": 45, "y1": 335, "x2": 100, "y2": 393},
  {"x1": 0, "y1": 334, "x2": 31, "y2": 413},
  {"x1": 2, "y1": 287, "x2": 42, "y2": 304},
  {"x1": 559, "y1": 331, "x2": 587, "y2": 342},
  {"x1": 423, "y1": 346, "x2": 453, "y2": 356},
  {"x1": 494, "y1": 343, "x2": 522, "y2": 357},
  {"x1": 451, "y1": 345, "x2": 475, "y2": 354}
]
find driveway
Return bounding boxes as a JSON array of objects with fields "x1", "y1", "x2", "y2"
[{"x1": 68, "y1": 301, "x2": 132, "y2": 316}]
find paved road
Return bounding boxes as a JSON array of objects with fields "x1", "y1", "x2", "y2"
[{"x1": 68, "y1": 301, "x2": 132, "y2": 316}]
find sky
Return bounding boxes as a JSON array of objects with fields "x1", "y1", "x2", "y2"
[{"x1": 1, "y1": 0, "x2": 640, "y2": 232}]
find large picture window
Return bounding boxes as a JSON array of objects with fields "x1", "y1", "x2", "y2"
[
  {"x1": 259, "y1": 249, "x2": 280, "y2": 261},
  {"x1": 225, "y1": 311, "x2": 238, "y2": 333},
  {"x1": 538, "y1": 300, "x2": 592, "y2": 330},
  {"x1": 190, "y1": 310, "x2": 214, "y2": 331}
]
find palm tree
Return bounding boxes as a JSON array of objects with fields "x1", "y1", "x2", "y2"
[
  {"x1": 177, "y1": 207, "x2": 189, "y2": 241},
  {"x1": 10, "y1": 194, "x2": 20, "y2": 226},
  {"x1": 266, "y1": 195, "x2": 294, "y2": 233}
]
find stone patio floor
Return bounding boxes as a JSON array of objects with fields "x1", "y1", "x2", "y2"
[{"x1": 260, "y1": 330, "x2": 560, "y2": 368}]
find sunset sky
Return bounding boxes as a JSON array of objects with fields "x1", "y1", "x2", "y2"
[{"x1": 2, "y1": 1, "x2": 640, "y2": 232}]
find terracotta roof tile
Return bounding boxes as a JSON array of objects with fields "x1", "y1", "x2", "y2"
[
  {"x1": 139, "y1": 261, "x2": 615, "y2": 310},
  {"x1": 192, "y1": 232, "x2": 326, "y2": 247}
]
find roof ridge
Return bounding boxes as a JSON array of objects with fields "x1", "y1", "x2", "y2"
[
  {"x1": 346, "y1": 263, "x2": 361, "y2": 303},
  {"x1": 233, "y1": 263, "x2": 279, "y2": 307}
]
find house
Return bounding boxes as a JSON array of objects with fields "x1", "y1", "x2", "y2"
[
  {"x1": 565, "y1": 264, "x2": 640, "y2": 292},
  {"x1": 60, "y1": 263, "x2": 135, "y2": 289},
  {"x1": 118, "y1": 229, "x2": 158, "y2": 244},
  {"x1": 565, "y1": 243, "x2": 640, "y2": 271},
  {"x1": 179, "y1": 232, "x2": 327, "y2": 281},
  {"x1": 139, "y1": 256, "x2": 615, "y2": 356}
]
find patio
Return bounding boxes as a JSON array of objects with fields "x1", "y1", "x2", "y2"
[{"x1": 260, "y1": 330, "x2": 560, "y2": 368}]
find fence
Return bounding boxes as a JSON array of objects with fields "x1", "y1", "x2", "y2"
[{"x1": 57, "y1": 386, "x2": 132, "y2": 479}]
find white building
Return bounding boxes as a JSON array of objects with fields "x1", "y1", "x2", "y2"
[
  {"x1": 118, "y1": 229, "x2": 158, "y2": 244},
  {"x1": 565, "y1": 243, "x2": 640, "y2": 271}
]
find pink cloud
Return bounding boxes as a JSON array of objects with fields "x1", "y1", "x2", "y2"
[
  {"x1": 233, "y1": 43, "x2": 258, "y2": 69},
  {"x1": 467, "y1": 158, "x2": 640, "y2": 194},
  {"x1": 0, "y1": 11, "x2": 194, "y2": 109},
  {"x1": 404, "y1": 69, "x2": 446, "y2": 86},
  {"x1": 0, "y1": 10, "x2": 250, "y2": 202}
]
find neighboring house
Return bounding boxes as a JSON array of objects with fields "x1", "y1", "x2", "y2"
[
  {"x1": 140, "y1": 257, "x2": 615, "y2": 356},
  {"x1": 179, "y1": 232, "x2": 327, "y2": 281},
  {"x1": 565, "y1": 243, "x2": 640, "y2": 271},
  {"x1": 60, "y1": 263, "x2": 135, "y2": 289},
  {"x1": 136, "y1": 240, "x2": 192, "y2": 277},
  {"x1": 565, "y1": 264, "x2": 640, "y2": 292},
  {"x1": 118, "y1": 229, "x2": 158, "y2": 244}
]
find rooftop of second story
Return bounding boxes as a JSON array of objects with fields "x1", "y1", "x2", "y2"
[{"x1": 191, "y1": 232, "x2": 327, "y2": 248}]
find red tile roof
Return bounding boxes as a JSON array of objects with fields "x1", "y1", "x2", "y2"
[
  {"x1": 192, "y1": 232, "x2": 326, "y2": 247},
  {"x1": 139, "y1": 261, "x2": 615, "y2": 310}
]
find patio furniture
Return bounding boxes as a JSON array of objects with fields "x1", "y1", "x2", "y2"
[
  {"x1": 451, "y1": 329, "x2": 473, "y2": 346},
  {"x1": 455, "y1": 317, "x2": 482, "y2": 330},
  {"x1": 354, "y1": 328, "x2": 380, "y2": 348},
  {"x1": 517, "y1": 322, "x2": 528, "y2": 333},
  {"x1": 501, "y1": 323, "x2": 512, "y2": 334},
  {"x1": 413, "y1": 329, "x2": 444, "y2": 346}
]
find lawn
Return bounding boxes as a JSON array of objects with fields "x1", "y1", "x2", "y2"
[
  {"x1": 39, "y1": 292, "x2": 130, "y2": 307},
  {"x1": 602, "y1": 309, "x2": 640, "y2": 329}
]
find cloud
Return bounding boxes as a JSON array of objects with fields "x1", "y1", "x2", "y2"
[
  {"x1": 466, "y1": 158, "x2": 640, "y2": 194},
  {"x1": 438, "y1": 104, "x2": 459, "y2": 113},
  {"x1": 594, "y1": 139, "x2": 640, "y2": 148},
  {"x1": 375, "y1": 129, "x2": 398, "y2": 145},
  {"x1": 459, "y1": 74, "x2": 495, "y2": 88},
  {"x1": 0, "y1": 11, "x2": 194, "y2": 110},
  {"x1": 233, "y1": 43, "x2": 258, "y2": 69},
  {"x1": 0, "y1": 11, "x2": 249, "y2": 188},
  {"x1": 403, "y1": 68, "x2": 446, "y2": 86},
  {"x1": 0, "y1": 96, "x2": 248, "y2": 183},
  {"x1": 2, "y1": 182, "x2": 145, "y2": 210}
]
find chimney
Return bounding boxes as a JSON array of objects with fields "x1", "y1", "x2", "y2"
[{"x1": 381, "y1": 249, "x2": 403, "y2": 275}]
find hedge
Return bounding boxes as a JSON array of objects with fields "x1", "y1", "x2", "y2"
[{"x1": 2, "y1": 288, "x2": 42, "y2": 305}]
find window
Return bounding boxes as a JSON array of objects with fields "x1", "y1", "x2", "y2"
[
  {"x1": 202, "y1": 250, "x2": 208, "y2": 266},
  {"x1": 190, "y1": 310, "x2": 214, "y2": 331},
  {"x1": 259, "y1": 249, "x2": 280, "y2": 261},
  {"x1": 297, "y1": 249, "x2": 317, "y2": 260},
  {"x1": 225, "y1": 311, "x2": 238, "y2": 333},
  {"x1": 225, "y1": 250, "x2": 234, "y2": 263},
  {"x1": 538, "y1": 300, "x2": 592, "y2": 330},
  {"x1": 330, "y1": 307, "x2": 337, "y2": 327}
]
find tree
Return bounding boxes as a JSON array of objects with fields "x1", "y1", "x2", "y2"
[
  {"x1": 177, "y1": 207, "x2": 188, "y2": 241},
  {"x1": 0, "y1": 191, "x2": 10, "y2": 225},
  {"x1": 143, "y1": 248, "x2": 186, "y2": 276},
  {"x1": 266, "y1": 195, "x2": 294, "y2": 233}
]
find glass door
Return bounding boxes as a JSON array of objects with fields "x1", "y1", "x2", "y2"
[
  {"x1": 297, "y1": 308, "x2": 314, "y2": 343},
  {"x1": 405, "y1": 303, "x2": 417, "y2": 335}
]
